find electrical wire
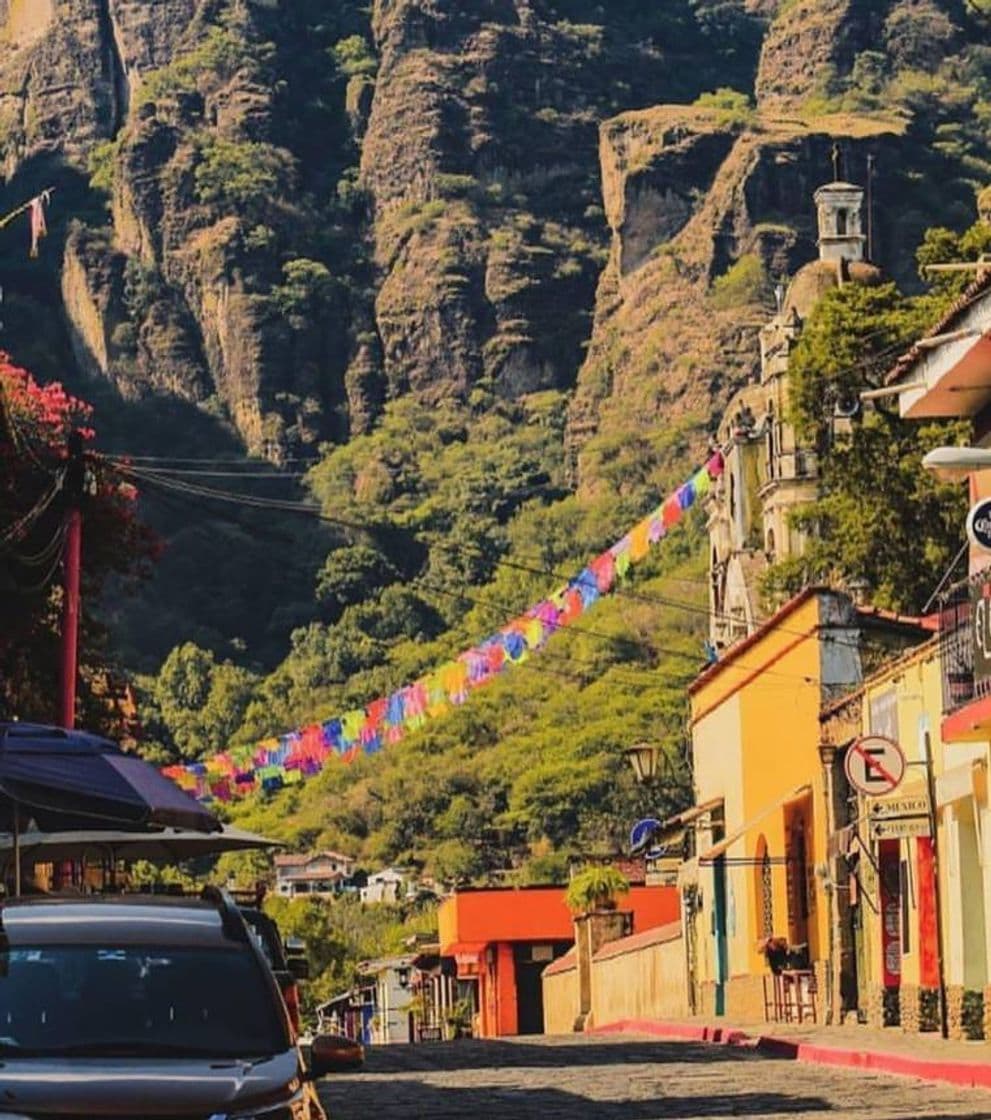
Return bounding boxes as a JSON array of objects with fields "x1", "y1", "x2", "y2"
[
  {"x1": 0, "y1": 474, "x2": 62, "y2": 544},
  {"x1": 0, "y1": 537, "x2": 63, "y2": 595},
  {"x1": 128, "y1": 467, "x2": 310, "y2": 478},
  {"x1": 5, "y1": 522, "x2": 66, "y2": 568},
  {"x1": 113, "y1": 453, "x2": 820, "y2": 685},
  {"x1": 111, "y1": 453, "x2": 897, "y2": 673},
  {"x1": 103, "y1": 454, "x2": 319, "y2": 465},
  {"x1": 110, "y1": 462, "x2": 377, "y2": 535}
]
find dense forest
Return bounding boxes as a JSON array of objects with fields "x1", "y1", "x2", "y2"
[{"x1": 2, "y1": 0, "x2": 991, "y2": 890}]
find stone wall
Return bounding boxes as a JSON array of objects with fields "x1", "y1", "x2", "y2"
[
  {"x1": 542, "y1": 957, "x2": 578, "y2": 1036},
  {"x1": 541, "y1": 923, "x2": 686, "y2": 1033},
  {"x1": 725, "y1": 974, "x2": 769, "y2": 1022},
  {"x1": 589, "y1": 924, "x2": 688, "y2": 1028}
]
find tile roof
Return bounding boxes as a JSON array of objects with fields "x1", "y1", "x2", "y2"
[
  {"x1": 884, "y1": 270, "x2": 991, "y2": 387},
  {"x1": 593, "y1": 921, "x2": 682, "y2": 962}
]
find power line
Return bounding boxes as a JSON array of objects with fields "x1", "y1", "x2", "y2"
[
  {"x1": 121, "y1": 453, "x2": 925, "y2": 666},
  {"x1": 0, "y1": 474, "x2": 62, "y2": 544},
  {"x1": 107, "y1": 449, "x2": 914, "y2": 673},
  {"x1": 103, "y1": 453, "x2": 319, "y2": 465},
  {"x1": 108, "y1": 461, "x2": 379, "y2": 536},
  {"x1": 129, "y1": 467, "x2": 309, "y2": 478}
]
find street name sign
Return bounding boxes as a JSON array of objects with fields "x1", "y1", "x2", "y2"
[
  {"x1": 844, "y1": 735, "x2": 906, "y2": 796},
  {"x1": 871, "y1": 816, "x2": 931, "y2": 840},
  {"x1": 870, "y1": 795, "x2": 929, "y2": 819}
]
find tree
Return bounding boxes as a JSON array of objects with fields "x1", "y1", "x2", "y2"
[
  {"x1": 772, "y1": 283, "x2": 968, "y2": 613},
  {"x1": 0, "y1": 352, "x2": 155, "y2": 729},
  {"x1": 147, "y1": 641, "x2": 259, "y2": 762}
]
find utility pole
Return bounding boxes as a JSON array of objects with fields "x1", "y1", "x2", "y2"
[{"x1": 58, "y1": 430, "x2": 85, "y2": 730}]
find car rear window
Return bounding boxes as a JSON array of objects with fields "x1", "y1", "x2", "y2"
[{"x1": 0, "y1": 945, "x2": 290, "y2": 1058}]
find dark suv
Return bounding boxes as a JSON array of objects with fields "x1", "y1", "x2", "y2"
[
  {"x1": 239, "y1": 905, "x2": 308, "y2": 1034},
  {"x1": 0, "y1": 892, "x2": 332, "y2": 1118}
]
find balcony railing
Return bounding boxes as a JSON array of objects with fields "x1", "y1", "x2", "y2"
[{"x1": 939, "y1": 570, "x2": 991, "y2": 716}]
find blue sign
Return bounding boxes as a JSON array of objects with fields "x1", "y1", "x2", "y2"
[
  {"x1": 967, "y1": 498, "x2": 991, "y2": 553},
  {"x1": 629, "y1": 818, "x2": 661, "y2": 855}
]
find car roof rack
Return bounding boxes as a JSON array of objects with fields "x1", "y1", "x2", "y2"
[{"x1": 200, "y1": 884, "x2": 250, "y2": 944}]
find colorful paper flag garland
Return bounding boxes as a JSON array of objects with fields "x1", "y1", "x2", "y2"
[{"x1": 163, "y1": 450, "x2": 725, "y2": 802}]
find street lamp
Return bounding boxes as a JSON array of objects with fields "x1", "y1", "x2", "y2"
[
  {"x1": 922, "y1": 446, "x2": 991, "y2": 482},
  {"x1": 624, "y1": 742, "x2": 662, "y2": 785}
]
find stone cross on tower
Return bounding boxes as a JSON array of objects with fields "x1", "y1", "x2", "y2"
[{"x1": 831, "y1": 142, "x2": 843, "y2": 183}]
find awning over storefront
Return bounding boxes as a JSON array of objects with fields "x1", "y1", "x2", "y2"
[
  {"x1": 937, "y1": 759, "x2": 987, "y2": 808},
  {"x1": 942, "y1": 694, "x2": 991, "y2": 743},
  {"x1": 699, "y1": 784, "x2": 811, "y2": 863},
  {"x1": 441, "y1": 941, "x2": 488, "y2": 977}
]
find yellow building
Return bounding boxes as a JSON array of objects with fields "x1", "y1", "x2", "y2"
[
  {"x1": 684, "y1": 587, "x2": 928, "y2": 1021},
  {"x1": 824, "y1": 630, "x2": 991, "y2": 1039},
  {"x1": 882, "y1": 254, "x2": 991, "y2": 1039}
]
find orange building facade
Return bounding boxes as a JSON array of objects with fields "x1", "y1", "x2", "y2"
[{"x1": 438, "y1": 885, "x2": 679, "y2": 1037}]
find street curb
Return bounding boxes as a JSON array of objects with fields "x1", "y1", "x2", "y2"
[
  {"x1": 590, "y1": 1020, "x2": 991, "y2": 1090},
  {"x1": 592, "y1": 1019, "x2": 751, "y2": 1047}
]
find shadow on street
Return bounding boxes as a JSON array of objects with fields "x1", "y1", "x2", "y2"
[{"x1": 318, "y1": 1037, "x2": 991, "y2": 1120}]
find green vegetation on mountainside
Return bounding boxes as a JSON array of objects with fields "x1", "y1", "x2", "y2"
[
  {"x1": 141, "y1": 388, "x2": 707, "y2": 882},
  {"x1": 8, "y1": 0, "x2": 991, "y2": 894}
]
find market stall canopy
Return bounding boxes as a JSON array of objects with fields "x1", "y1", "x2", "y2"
[
  {"x1": 0, "y1": 723, "x2": 220, "y2": 834},
  {"x1": 0, "y1": 824, "x2": 278, "y2": 866}
]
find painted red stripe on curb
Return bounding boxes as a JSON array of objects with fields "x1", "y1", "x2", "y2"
[
  {"x1": 592, "y1": 1020, "x2": 991, "y2": 1091},
  {"x1": 793, "y1": 1042, "x2": 991, "y2": 1090}
]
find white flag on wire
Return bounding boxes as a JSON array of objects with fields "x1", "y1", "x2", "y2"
[{"x1": 28, "y1": 192, "x2": 49, "y2": 258}]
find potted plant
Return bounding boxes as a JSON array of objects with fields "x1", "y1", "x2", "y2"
[
  {"x1": 444, "y1": 999, "x2": 474, "y2": 1040},
  {"x1": 756, "y1": 935, "x2": 788, "y2": 974},
  {"x1": 565, "y1": 865, "x2": 631, "y2": 914}
]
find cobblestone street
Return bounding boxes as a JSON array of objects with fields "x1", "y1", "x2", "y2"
[{"x1": 318, "y1": 1034, "x2": 991, "y2": 1119}]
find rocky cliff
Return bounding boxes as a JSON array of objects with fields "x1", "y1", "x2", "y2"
[
  {"x1": 0, "y1": 0, "x2": 988, "y2": 661},
  {"x1": 2, "y1": 0, "x2": 983, "y2": 469}
]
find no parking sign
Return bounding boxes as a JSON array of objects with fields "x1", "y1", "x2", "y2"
[{"x1": 844, "y1": 735, "x2": 905, "y2": 797}]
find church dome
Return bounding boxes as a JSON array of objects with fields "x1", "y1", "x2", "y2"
[{"x1": 783, "y1": 258, "x2": 883, "y2": 320}]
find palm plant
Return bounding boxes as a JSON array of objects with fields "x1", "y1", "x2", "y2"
[{"x1": 565, "y1": 865, "x2": 630, "y2": 914}]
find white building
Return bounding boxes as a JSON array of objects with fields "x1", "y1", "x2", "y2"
[
  {"x1": 360, "y1": 867, "x2": 406, "y2": 904},
  {"x1": 274, "y1": 850, "x2": 356, "y2": 899},
  {"x1": 360, "y1": 956, "x2": 416, "y2": 1045}
]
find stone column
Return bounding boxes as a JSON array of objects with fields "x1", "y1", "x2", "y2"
[{"x1": 573, "y1": 910, "x2": 630, "y2": 1031}]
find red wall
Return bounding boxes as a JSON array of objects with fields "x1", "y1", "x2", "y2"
[{"x1": 439, "y1": 885, "x2": 680, "y2": 952}]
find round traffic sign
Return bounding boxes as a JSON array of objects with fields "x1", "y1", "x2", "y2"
[
  {"x1": 844, "y1": 735, "x2": 905, "y2": 796},
  {"x1": 630, "y1": 818, "x2": 661, "y2": 855},
  {"x1": 967, "y1": 499, "x2": 991, "y2": 553}
]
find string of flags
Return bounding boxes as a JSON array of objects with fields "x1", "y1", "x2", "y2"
[{"x1": 163, "y1": 450, "x2": 726, "y2": 803}]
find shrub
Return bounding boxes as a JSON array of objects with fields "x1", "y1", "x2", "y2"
[
  {"x1": 88, "y1": 139, "x2": 119, "y2": 194},
  {"x1": 962, "y1": 989, "x2": 985, "y2": 1040},
  {"x1": 332, "y1": 35, "x2": 377, "y2": 78},
  {"x1": 193, "y1": 137, "x2": 295, "y2": 215},
  {"x1": 271, "y1": 259, "x2": 335, "y2": 328},
  {"x1": 694, "y1": 87, "x2": 755, "y2": 126},
  {"x1": 710, "y1": 254, "x2": 769, "y2": 309},
  {"x1": 565, "y1": 865, "x2": 630, "y2": 914}
]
